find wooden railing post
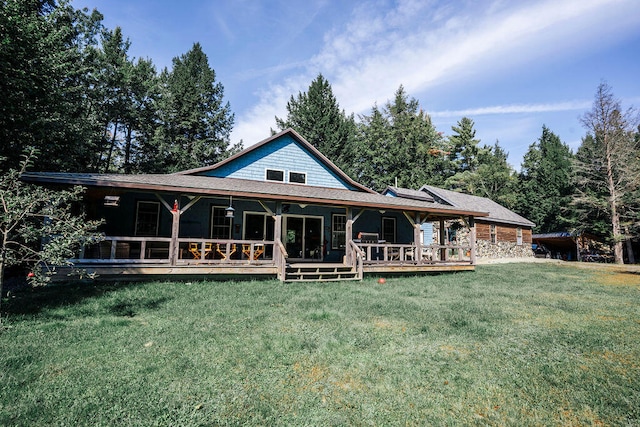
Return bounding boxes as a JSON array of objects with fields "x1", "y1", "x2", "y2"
[{"x1": 469, "y1": 216, "x2": 477, "y2": 265}]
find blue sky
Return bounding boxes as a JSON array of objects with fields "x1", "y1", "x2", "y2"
[{"x1": 73, "y1": 0, "x2": 640, "y2": 170}]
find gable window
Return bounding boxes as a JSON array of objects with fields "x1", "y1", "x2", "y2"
[
  {"x1": 516, "y1": 227, "x2": 523, "y2": 246},
  {"x1": 490, "y1": 224, "x2": 497, "y2": 244},
  {"x1": 332, "y1": 214, "x2": 346, "y2": 249},
  {"x1": 135, "y1": 201, "x2": 160, "y2": 236},
  {"x1": 266, "y1": 169, "x2": 284, "y2": 182},
  {"x1": 382, "y1": 217, "x2": 396, "y2": 243},
  {"x1": 289, "y1": 171, "x2": 306, "y2": 184},
  {"x1": 211, "y1": 206, "x2": 232, "y2": 239}
]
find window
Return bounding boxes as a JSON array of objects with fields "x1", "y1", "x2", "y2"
[
  {"x1": 266, "y1": 169, "x2": 284, "y2": 182},
  {"x1": 382, "y1": 217, "x2": 396, "y2": 243},
  {"x1": 211, "y1": 206, "x2": 232, "y2": 239},
  {"x1": 332, "y1": 214, "x2": 346, "y2": 249},
  {"x1": 490, "y1": 224, "x2": 497, "y2": 244},
  {"x1": 289, "y1": 171, "x2": 306, "y2": 184},
  {"x1": 135, "y1": 201, "x2": 160, "y2": 236},
  {"x1": 516, "y1": 227, "x2": 523, "y2": 246}
]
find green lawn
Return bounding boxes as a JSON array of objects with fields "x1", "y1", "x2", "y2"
[{"x1": 1, "y1": 263, "x2": 639, "y2": 426}]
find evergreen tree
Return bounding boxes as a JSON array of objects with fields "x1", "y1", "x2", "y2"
[
  {"x1": 274, "y1": 74, "x2": 357, "y2": 175},
  {"x1": 447, "y1": 117, "x2": 486, "y2": 174},
  {"x1": 573, "y1": 82, "x2": 640, "y2": 263},
  {"x1": 143, "y1": 43, "x2": 236, "y2": 173},
  {"x1": 516, "y1": 126, "x2": 574, "y2": 233},
  {"x1": 446, "y1": 141, "x2": 518, "y2": 209},
  {"x1": 354, "y1": 86, "x2": 448, "y2": 191},
  {"x1": 0, "y1": 0, "x2": 104, "y2": 172}
]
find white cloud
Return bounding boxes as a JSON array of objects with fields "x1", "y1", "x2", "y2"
[
  {"x1": 230, "y1": 0, "x2": 640, "y2": 147},
  {"x1": 431, "y1": 100, "x2": 593, "y2": 118}
]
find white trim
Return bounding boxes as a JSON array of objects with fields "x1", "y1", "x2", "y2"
[
  {"x1": 288, "y1": 170, "x2": 307, "y2": 185},
  {"x1": 265, "y1": 168, "x2": 285, "y2": 182}
]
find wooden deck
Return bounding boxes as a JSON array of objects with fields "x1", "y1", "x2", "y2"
[{"x1": 51, "y1": 236, "x2": 476, "y2": 282}]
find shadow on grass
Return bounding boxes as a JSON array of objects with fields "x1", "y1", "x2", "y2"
[{"x1": 4, "y1": 281, "x2": 169, "y2": 319}]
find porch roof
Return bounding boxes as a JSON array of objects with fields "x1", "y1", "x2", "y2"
[{"x1": 21, "y1": 172, "x2": 488, "y2": 218}]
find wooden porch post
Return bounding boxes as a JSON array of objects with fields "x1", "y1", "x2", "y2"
[
  {"x1": 439, "y1": 219, "x2": 446, "y2": 261},
  {"x1": 345, "y1": 207, "x2": 353, "y2": 265},
  {"x1": 169, "y1": 210, "x2": 180, "y2": 265},
  {"x1": 273, "y1": 201, "x2": 283, "y2": 265},
  {"x1": 469, "y1": 216, "x2": 476, "y2": 265},
  {"x1": 414, "y1": 213, "x2": 422, "y2": 265}
]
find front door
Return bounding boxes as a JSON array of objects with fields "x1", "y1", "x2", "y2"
[{"x1": 284, "y1": 215, "x2": 323, "y2": 260}]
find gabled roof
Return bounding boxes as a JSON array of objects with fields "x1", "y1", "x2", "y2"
[
  {"x1": 420, "y1": 185, "x2": 535, "y2": 227},
  {"x1": 20, "y1": 172, "x2": 488, "y2": 217},
  {"x1": 177, "y1": 128, "x2": 375, "y2": 194},
  {"x1": 383, "y1": 186, "x2": 435, "y2": 202}
]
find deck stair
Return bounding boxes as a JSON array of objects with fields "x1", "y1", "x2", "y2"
[{"x1": 285, "y1": 263, "x2": 360, "y2": 282}]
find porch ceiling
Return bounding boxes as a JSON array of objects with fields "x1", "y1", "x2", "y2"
[{"x1": 21, "y1": 172, "x2": 488, "y2": 218}]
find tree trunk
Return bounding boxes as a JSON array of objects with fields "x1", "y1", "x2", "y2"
[{"x1": 605, "y1": 133, "x2": 624, "y2": 264}]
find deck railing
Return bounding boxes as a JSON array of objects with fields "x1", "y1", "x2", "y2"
[
  {"x1": 355, "y1": 242, "x2": 473, "y2": 264},
  {"x1": 77, "y1": 236, "x2": 276, "y2": 265},
  {"x1": 76, "y1": 236, "x2": 474, "y2": 267}
]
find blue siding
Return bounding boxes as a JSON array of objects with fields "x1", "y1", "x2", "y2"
[{"x1": 199, "y1": 134, "x2": 355, "y2": 190}]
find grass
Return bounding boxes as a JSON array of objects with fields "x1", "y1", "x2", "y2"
[{"x1": 1, "y1": 263, "x2": 639, "y2": 426}]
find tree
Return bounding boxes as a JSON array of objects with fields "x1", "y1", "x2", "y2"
[
  {"x1": 574, "y1": 82, "x2": 640, "y2": 263},
  {"x1": 354, "y1": 86, "x2": 448, "y2": 191},
  {"x1": 0, "y1": 151, "x2": 102, "y2": 325},
  {"x1": 446, "y1": 141, "x2": 518, "y2": 209},
  {"x1": 0, "y1": 0, "x2": 104, "y2": 173},
  {"x1": 447, "y1": 117, "x2": 486, "y2": 175},
  {"x1": 275, "y1": 74, "x2": 357, "y2": 174},
  {"x1": 516, "y1": 126, "x2": 574, "y2": 233},
  {"x1": 143, "y1": 43, "x2": 236, "y2": 173}
]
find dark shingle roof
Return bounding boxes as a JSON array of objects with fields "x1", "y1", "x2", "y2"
[
  {"x1": 384, "y1": 186, "x2": 434, "y2": 202},
  {"x1": 420, "y1": 185, "x2": 535, "y2": 227},
  {"x1": 21, "y1": 172, "x2": 488, "y2": 218}
]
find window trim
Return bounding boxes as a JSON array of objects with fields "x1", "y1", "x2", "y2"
[
  {"x1": 516, "y1": 227, "x2": 523, "y2": 246},
  {"x1": 210, "y1": 205, "x2": 232, "y2": 239},
  {"x1": 490, "y1": 224, "x2": 497, "y2": 244},
  {"x1": 381, "y1": 217, "x2": 396, "y2": 243},
  {"x1": 134, "y1": 200, "x2": 160, "y2": 237},
  {"x1": 289, "y1": 170, "x2": 307, "y2": 185},
  {"x1": 265, "y1": 168, "x2": 285, "y2": 182},
  {"x1": 331, "y1": 213, "x2": 346, "y2": 250}
]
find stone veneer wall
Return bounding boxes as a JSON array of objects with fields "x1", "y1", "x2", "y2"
[{"x1": 441, "y1": 221, "x2": 535, "y2": 260}]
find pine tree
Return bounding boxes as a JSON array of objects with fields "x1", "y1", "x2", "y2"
[
  {"x1": 0, "y1": 0, "x2": 104, "y2": 173},
  {"x1": 145, "y1": 43, "x2": 235, "y2": 173},
  {"x1": 447, "y1": 117, "x2": 486, "y2": 174},
  {"x1": 446, "y1": 141, "x2": 518, "y2": 208},
  {"x1": 275, "y1": 74, "x2": 357, "y2": 175},
  {"x1": 573, "y1": 82, "x2": 640, "y2": 263},
  {"x1": 354, "y1": 86, "x2": 447, "y2": 191},
  {"x1": 516, "y1": 126, "x2": 574, "y2": 233}
]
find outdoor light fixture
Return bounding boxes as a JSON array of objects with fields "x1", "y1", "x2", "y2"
[
  {"x1": 103, "y1": 195, "x2": 120, "y2": 207},
  {"x1": 225, "y1": 196, "x2": 235, "y2": 219}
]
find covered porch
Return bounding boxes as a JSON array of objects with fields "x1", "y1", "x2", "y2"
[{"x1": 23, "y1": 171, "x2": 486, "y2": 282}]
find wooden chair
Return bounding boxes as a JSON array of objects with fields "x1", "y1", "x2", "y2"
[
  {"x1": 189, "y1": 242, "x2": 213, "y2": 259},
  {"x1": 216, "y1": 243, "x2": 236, "y2": 260},
  {"x1": 242, "y1": 243, "x2": 264, "y2": 260}
]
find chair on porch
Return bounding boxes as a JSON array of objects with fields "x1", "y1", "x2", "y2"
[
  {"x1": 216, "y1": 243, "x2": 237, "y2": 260},
  {"x1": 189, "y1": 242, "x2": 213, "y2": 259},
  {"x1": 242, "y1": 243, "x2": 264, "y2": 260}
]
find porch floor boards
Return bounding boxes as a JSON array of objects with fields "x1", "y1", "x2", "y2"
[{"x1": 49, "y1": 261, "x2": 475, "y2": 282}]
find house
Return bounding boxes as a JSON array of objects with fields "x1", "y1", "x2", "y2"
[
  {"x1": 21, "y1": 129, "x2": 489, "y2": 282},
  {"x1": 385, "y1": 185, "x2": 535, "y2": 259}
]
